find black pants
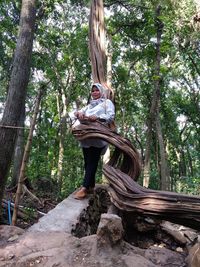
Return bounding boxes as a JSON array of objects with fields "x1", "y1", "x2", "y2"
[{"x1": 82, "y1": 146, "x2": 103, "y2": 189}]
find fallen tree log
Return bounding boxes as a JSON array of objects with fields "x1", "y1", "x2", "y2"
[
  {"x1": 2, "y1": 199, "x2": 45, "y2": 220},
  {"x1": 72, "y1": 121, "x2": 200, "y2": 230},
  {"x1": 106, "y1": 166, "x2": 200, "y2": 230}
]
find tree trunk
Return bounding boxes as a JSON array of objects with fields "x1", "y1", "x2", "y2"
[
  {"x1": 176, "y1": 148, "x2": 187, "y2": 178},
  {"x1": 143, "y1": 119, "x2": 152, "y2": 187},
  {"x1": 10, "y1": 106, "x2": 25, "y2": 188},
  {"x1": 47, "y1": 45, "x2": 75, "y2": 190},
  {"x1": 155, "y1": 116, "x2": 170, "y2": 190},
  {"x1": 12, "y1": 88, "x2": 43, "y2": 225},
  {"x1": 89, "y1": 0, "x2": 116, "y2": 185},
  {"x1": 56, "y1": 91, "x2": 68, "y2": 192},
  {"x1": 102, "y1": 34, "x2": 113, "y2": 182},
  {"x1": 154, "y1": 5, "x2": 169, "y2": 190},
  {"x1": 0, "y1": 0, "x2": 36, "y2": 219},
  {"x1": 186, "y1": 145, "x2": 194, "y2": 177},
  {"x1": 89, "y1": 0, "x2": 106, "y2": 84},
  {"x1": 143, "y1": 5, "x2": 169, "y2": 189},
  {"x1": 106, "y1": 35, "x2": 112, "y2": 88},
  {"x1": 89, "y1": 0, "x2": 114, "y2": 100},
  {"x1": 73, "y1": 122, "x2": 200, "y2": 230},
  {"x1": 54, "y1": 69, "x2": 73, "y2": 191}
]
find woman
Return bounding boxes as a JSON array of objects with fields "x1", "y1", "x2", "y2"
[{"x1": 73, "y1": 83, "x2": 115, "y2": 199}]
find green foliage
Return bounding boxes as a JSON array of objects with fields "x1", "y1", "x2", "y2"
[
  {"x1": 0, "y1": 1, "x2": 20, "y2": 100},
  {"x1": 23, "y1": 207, "x2": 37, "y2": 223},
  {"x1": 176, "y1": 176, "x2": 200, "y2": 195},
  {"x1": 0, "y1": 0, "x2": 199, "y2": 200}
]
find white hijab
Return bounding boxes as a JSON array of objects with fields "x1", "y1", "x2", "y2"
[{"x1": 88, "y1": 83, "x2": 105, "y2": 109}]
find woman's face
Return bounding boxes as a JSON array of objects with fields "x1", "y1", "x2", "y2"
[{"x1": 91, "y1": 86, "x2": 101, "y2": 100}]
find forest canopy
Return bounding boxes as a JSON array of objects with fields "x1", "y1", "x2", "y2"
[{"x1": 0, "y1": 0, "x2": 199, "y2": 205}]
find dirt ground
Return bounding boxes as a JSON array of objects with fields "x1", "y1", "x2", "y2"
[
  {"x1": 1, "y1": 188, "x2": 196, "y2": 267},
  {"x1": 0, "y1": 224, "x2": 187, "y2": 267}
]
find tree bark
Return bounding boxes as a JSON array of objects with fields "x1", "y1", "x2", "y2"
[
  {"x1": 102, "y1": 34, "x2": 113, "y2": 182},
  {"x1": 176, "y1": 148, "x2": 187, "y2": 178},
  {"x1": 47, "y1": 45, "x2": 75, "y2": 189},
  {"x1": 89, "y1": 0, "x2": 114, "y2": 100},
  {"x1": 143, "y1": 119, "x2": 152, "y2": 187},
  {"x1": 12, "y1": 88, "x2": 43, "y2": 225},
  {"x1": 72, "y1": 121, "x2": 200, "y2": 230},
  {"x1": 154, "y1": 5, "x2": 169, "y2": 190},
  {"x1": 89, "y1": 0, "x2": 106, "y2": 84},
  {"x1": 155, "y1": 116, "x2": 170, "y2": 190},
  {"x1": 56, "y1": 90, "x2": 68, "y2": 192},
  {"x1": 10, "y1": 106, "x2": 25, "y2": 188},
  {"x1": 0, "y1": 0, "x2": 36, "y2": 219},
  {"x1": 106, "y1": 34, "x2": 113, "y2": 88},
  {"x1": 186, "y1": 145, "x2": 194, "y2": 177},
  {"x1": 143, "y1": 5, "x2": 169, "y2": 189}
]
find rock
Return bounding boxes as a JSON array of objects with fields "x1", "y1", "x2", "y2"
[
  {"x1": 107, "y1": 204, "x2": 118, "y2": 214},
  {"x1": 121, "y1": 254, "x2": 158, "y2": 267},
  {"x1": 0, "y1": 225, "x2": 25, "y2": 247},
  {"x1": 145, "y1": 245, "x2": 185, "y2": 267},
  {"x1": 0, "y1": 231, "x2": 159, "y2": 267},
  {"x1": 72, "y1": 186, "x2": 110, "y2": 238},
  {"x1": 0, "y1": 189, "x2": 189, "y2": 267},
  {"x1": 7, "y1": 235, "x2": 20, "y2": 242},
  {"x1": 161, "y1": 221, "x2": 188, "y2": 245},
  {"x1": 28, "y1": 193, "x2": 89, "y2": 233},
  {"x1": 122, "y1": 213, "x2": 160, "y2": 233},
  {"x1": 160, "y1": 221, "x2": 187, "y2": 245},
  {"x1": 187, "y1": 243, "x2": 200, "y2": 267},
  {"x1": 97, "y1": 213, "x2": 124, "y2": 247},
  {"x1": 176, "y1": 247, "x2": 184, "y2": 252}
]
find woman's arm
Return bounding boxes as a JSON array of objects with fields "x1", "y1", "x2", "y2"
[
  {"x1": 99, "y1": 99, "x2": 115, "y2": 123},
  {"x1": 74, "y1": 106, "x2": 88, "y2": 120}
]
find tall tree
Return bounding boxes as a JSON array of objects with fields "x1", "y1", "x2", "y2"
[
  {"x1": 154, "y1": 5, "x2": 169, "y2": 190},
  {"x1": 9, "y1": 106, "x2": 25, "y2": 188},
  {"x1": 143, "y1": 5, "x2": 170, "y2": 189},
  {"x1": 0, "y1": 0, "x2": 36, "y2": 218},
  {"x1": 12, "y1": 87, "x2": 43, "y2": 225}
]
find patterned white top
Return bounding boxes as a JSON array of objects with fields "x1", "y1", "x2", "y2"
[{"x1": 75, "y1": 99, "x2": 115, "y2": 149}]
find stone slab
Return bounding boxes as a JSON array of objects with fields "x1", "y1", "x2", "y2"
[{"x1": 28, "y1": 192, "x2": 89, "y2": 233}]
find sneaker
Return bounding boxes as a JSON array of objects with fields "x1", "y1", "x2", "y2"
[{"x1": 74, "y1": 187, "x2": 87, "y2": 200}]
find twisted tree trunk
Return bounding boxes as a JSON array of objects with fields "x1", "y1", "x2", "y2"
[
  {"x1": 89, "y1": 0, "x2": 106, "y2": 84},
  {"x1": 72, "y1": 121, "x2": 200, "y2": 230},
  {"x1": 89, "y1": 0, "x2": 114, "y2": 100}
]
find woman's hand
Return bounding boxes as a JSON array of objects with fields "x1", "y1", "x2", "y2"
[
  {"x1": 88, "y1": 115, "x2": 98, "y2": 121},
  {"x1": 74, "y1": 112, "x2": 97, "y2": 121},
  {"x1": 74, "y1": 111, "x2": 85, "y2": 120}
]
